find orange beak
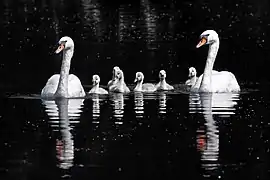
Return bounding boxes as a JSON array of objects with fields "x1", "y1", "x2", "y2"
[
  {"x1": 55, "y1": 44, "x2": 65, "y2": 54},
  {"x1": 196, "y1": 37, "x2": 207, "y2": 48}
]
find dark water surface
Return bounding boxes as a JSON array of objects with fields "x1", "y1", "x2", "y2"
[
  {"x1": 1, "y1": 88, "x2": 270, "y2": 180},
  {"x1": 1, "y1": 0, "x2": 270, "y2": 179}
]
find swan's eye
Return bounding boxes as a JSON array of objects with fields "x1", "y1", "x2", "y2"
[
  {"x1": 59, "y1": 40, "x2": 67, "y2": 46},
  {"x1": 200, "y1": 34, "x2": 209, "y2": 41}
]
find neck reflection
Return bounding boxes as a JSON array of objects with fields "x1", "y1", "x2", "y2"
[
  {"x1": 189, "y1": 92, "x2": 239, "y2": 177},
  {"x1": 42, "y1": 98, "x2": 84, "y2": 170},
  {"x1": 134, "y1": 92, "x2": 144, "y2": 118}
]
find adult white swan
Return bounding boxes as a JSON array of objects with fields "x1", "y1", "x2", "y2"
[
  {"x1": 191, "y1": 30, "x2": 240, "y2": 93},
  {"x1": 41, "y1": 36, "x2": 86, "y2": 98}
]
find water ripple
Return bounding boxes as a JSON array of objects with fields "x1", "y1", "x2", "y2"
[{"x1": 42, "y1": 98, "x2": 84, "y2": 170}]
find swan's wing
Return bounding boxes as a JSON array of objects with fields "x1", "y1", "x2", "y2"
[
  {"x1": 192, "y1": 71, "x2": 240, "y2": 92},
  {"x1": 68, "y1": 74, "x2": 86, "y2": 97},
  {"x1": 45, "y1": 74, "x2": 60, "y2": 86},
  {"x1": 212, "y1": 71, "x2": 240, "y2": 92},
  {"x1": 41, "y1": 74, "x2": 60, "y2": 97}
]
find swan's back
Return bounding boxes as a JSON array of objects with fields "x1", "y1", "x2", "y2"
[
  {"x1": 68, "y1": 74, "x2": 86, "y2": 97},
  {"x1": 41, "y1": 74, "x2": 85, "y2": 98},
  {"x1": 41, "y1": 74, "x2": 60, "y2": 98},
  {"x1": 142, "y1": 83, "x2": 156, "y2": 92},
  {"x1": 99, "y1": 88, "x2": 109, "y2": 94},
  {"x1": 155, "y1": 82, "x2": 174, "y2": 91},
  {"x1": 192, "y1": 71, "x2": 240, "y2": 93},
  {"x1": 89, "y1": 88, "x2": 108, "y2": 94}
]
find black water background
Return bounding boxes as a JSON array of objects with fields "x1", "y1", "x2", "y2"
[{"x1": 0, "y1": 0, "x2": 270, "y2": 94}]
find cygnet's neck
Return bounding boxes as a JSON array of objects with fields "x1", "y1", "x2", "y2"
[
  {"x1": 118, "y1": 77, "x2": 124, "y2": 87},
  {"x1": 190, "y1": 76, "x2": 197, "y2": 84},
  {"x1": 135, "y1": 81, "x2": 143, "y2": 91},
  {"x1": 159, "y1": 79, "x2": 167, "y2": 86},
  {"x1": 91, "y1": 83, "x2": 100, "y2": 92},
  {"x1": 200, "y1": 40, "x2": 219, "y2": 92},
  {"x1": 92, "y1": 83, "x2": 100, "y2": 89},
  {"x1": 55, "y1": 49, "x2": 73, "y2": 97}
]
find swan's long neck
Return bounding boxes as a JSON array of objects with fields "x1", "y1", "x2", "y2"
[
  {"x1": 55, "y1": 49, "x2": 73, "y2": 97},
  {"x1": 200, "y1": 40, "x2": 219, "y2": 92}
]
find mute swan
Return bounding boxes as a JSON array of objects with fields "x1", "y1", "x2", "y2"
[
  {"x1": 191, "y1": 30, "x2": 240, "y2": 93},
  {"x1": 185, "y1": 67, "x2": 198, "y2": 87},
  {"x1": 110, "y1": 69, "x2": 130, "y2": 93},
  {"x1": 89, "y1": 75, "x2": 108, "y2": 94},
  {"x1": 41, "y1": 36, "x2": 85, "y2": 98},
  {"x1": 108, "y1": 66, "x2": 120, "y2": 91},
  {"x1": 134, "y1": 72, "x2": 156, "y2": 92},
  {"x1": 155, "y1": 70, "x2": 174, "y2": 91}
]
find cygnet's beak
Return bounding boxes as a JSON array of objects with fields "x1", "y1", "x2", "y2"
[
  {"x1": 134, "y1": 78, "x2": 138, "y2": 83},
  {"x1": 55, "y1": 44, "x2": 65, "y2": 54},
  {"x1": 196, "y1": 37, "x2": 207, "y2": 48}
]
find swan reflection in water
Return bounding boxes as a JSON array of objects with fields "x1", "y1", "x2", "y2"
[
  {"x1": 91, "y1": 94, "x2": 101, "y2": 122},
  {"x1": 189, "y1": 93, "x2": 239, "y2": 177},
  {"x1": 158, "y1": 92, "x2": 167, "y2": 114},
  {"x1": 42, "y1": 98, "x2": 84, "y2": 169},
  {"x1": 134, "y1": 92, "x2": 144, "y2": 118},
  {"x1": 110, "y1": 93, "x2": 125, "y2": 124}
]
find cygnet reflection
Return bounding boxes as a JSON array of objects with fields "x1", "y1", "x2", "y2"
[
  {"x1": 158, "y1": 92, "x2": 167, "y2": 114},
  {"x1": 134, "y1": 92, "x2": 144, "y2": 118},
  {"x1": 91, "y1": 94, "x2": 101, "y2": 122},
  {"x1": 110, "y1": 93, "x2": 125, "y2": 124}
]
